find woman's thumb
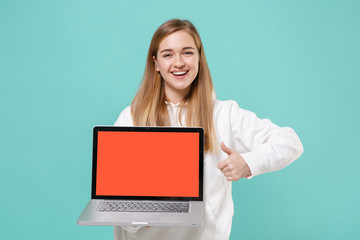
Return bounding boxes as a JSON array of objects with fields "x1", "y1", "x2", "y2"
[{"x1": 221, "y1": 141, "x2": 233, "y2": 155}]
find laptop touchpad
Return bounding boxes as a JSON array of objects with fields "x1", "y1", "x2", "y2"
[{"x1": 125, "y1": 212, "x2": 160, "y2": 221}]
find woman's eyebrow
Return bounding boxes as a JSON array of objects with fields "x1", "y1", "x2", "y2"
[
  {"x1": 159, "y1": 49, "x2": 172, "y2": 53},
  {"x1": 182, "y1": 47, "x2": 196, "y2": 51},
  {"x1": 159, "y1": 46, "x2": 196, "y2": 53}
]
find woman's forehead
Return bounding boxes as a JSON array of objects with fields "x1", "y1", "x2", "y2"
[{"x1": 158, "y1": 31, "x2": 197, "y2": 52}]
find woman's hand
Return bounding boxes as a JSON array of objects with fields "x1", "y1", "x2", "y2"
[{"x1": 217, "y1": 142, "x2": 251, "y2": 181}]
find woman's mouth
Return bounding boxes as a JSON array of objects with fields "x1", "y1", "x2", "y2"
[{"x1": 171, "y1": 70, "x2": 189, "y2": 79}]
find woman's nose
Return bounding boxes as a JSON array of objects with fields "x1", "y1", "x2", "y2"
[{"x1": 174, "y1": 56, "x2": 185, "y2": 68}]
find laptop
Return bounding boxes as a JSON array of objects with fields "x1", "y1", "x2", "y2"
[{"x1": 77, "y1": 126, "x2": 204, "y2": 227}]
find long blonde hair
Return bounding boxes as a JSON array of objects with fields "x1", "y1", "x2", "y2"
[{"x1": 131, "y1": 19, "x2": 216, "y2": 152}]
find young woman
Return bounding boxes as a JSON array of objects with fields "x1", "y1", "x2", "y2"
[{"x1": 114, "y1": 19, "x2": 303, "y2": 240}]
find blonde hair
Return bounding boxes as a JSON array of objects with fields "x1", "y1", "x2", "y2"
[{"x1": 131, "y1": 19, "x2": 216, "y2": 152}]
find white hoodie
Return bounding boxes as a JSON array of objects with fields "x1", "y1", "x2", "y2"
[{"x1": 113, "y1": 100, "x2": 303, "y2": 240}]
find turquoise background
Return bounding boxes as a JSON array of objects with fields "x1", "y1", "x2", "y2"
[{"x1": 1, "y1": 0, "x2": 359, "y2": 239}]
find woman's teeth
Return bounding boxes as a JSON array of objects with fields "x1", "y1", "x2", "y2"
[{"x1": 172, "y1": 71, "x2": 187, "y2": 76}]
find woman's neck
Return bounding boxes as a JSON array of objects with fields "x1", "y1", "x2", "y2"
[{"x1": 164, "y1": 88, "x2": 189, "y2": 104}]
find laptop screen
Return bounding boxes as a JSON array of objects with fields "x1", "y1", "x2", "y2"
[{"x1": 92, "y1": 126, "x2": 204, "y2": 201}]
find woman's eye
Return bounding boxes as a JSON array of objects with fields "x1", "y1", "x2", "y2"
[
  {"x1": 184, "y1": 51, "x2": 194, "y2": 55},
  {"x1": 163, "y1": 53, "x2": 172, "y2": 58}
]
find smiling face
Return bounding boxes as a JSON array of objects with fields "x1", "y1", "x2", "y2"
[{"x1": 153, "y1": 30, "x2": 199, "y2": 104}]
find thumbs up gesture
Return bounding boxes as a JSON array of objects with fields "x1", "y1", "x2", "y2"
[{"x1": 217, "y1": 142, "x2": 252, "y2": 181}]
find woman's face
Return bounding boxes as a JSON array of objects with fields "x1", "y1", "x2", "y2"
[{"x1": 154, "y1": 30, "x2": 199, "y2": 103}]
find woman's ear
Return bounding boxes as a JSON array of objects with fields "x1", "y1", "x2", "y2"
[{"x1": 153, "y1": 56, "x2": 159, "y2": 71}]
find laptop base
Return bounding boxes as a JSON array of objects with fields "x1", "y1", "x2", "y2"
[{"x1": 77, "y1": 200, "x2": 203, "y2": 227}]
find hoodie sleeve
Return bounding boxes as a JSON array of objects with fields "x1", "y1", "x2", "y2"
[
  {"x1": 114, "y1": 106, "x2": 133, "y2": 126},
  {"x1": 228, "y1": 100, "x2": 303, "y2": 178}
]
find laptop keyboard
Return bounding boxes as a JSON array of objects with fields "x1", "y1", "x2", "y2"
[{"x1": 98, "y1": 201, "x2": 189, "y2": 213}]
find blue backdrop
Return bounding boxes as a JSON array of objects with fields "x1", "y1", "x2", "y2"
[{"x1": 1, "y1": 0, "x2": 359, "y2": 239}]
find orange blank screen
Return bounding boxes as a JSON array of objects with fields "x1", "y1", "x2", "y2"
[{"x1": 96, "y1": 131, "x2": 199, "y2": 197}]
